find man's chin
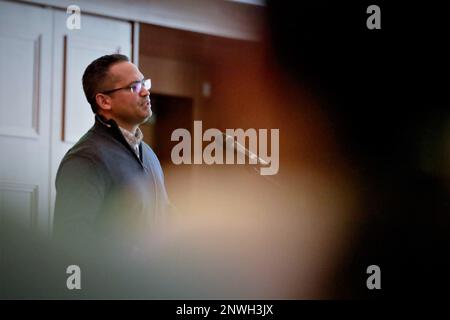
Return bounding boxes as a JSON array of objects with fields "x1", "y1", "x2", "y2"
[{"x1": 141, "y1": 110, "x2": 152, "y2": 123}]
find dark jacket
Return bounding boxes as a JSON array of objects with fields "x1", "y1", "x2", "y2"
[{"x1": 53, "y1": 115, "x2": 169, "y2": 252}]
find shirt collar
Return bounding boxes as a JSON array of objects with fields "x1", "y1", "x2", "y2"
[{"x1": 118, "y1": 126, "x2": 143, "y2": 150}]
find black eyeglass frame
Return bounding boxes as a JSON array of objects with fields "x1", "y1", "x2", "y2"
[{"x1": 99, "y1": 78, "x2": 151, "y2": 95}]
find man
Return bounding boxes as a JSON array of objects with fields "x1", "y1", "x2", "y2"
[{"x1": 53, "y1": 54, "x2": 169, "y2": 255}]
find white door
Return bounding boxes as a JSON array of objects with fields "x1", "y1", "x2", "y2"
[
  {"x1": 0, "y1": 1, "x2": 52, "y2": 235},
  {"x1": 0, "y1": 0, "x2": 132, "y2": 237}
]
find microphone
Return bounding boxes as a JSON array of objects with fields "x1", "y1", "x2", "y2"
[
  {"x1": 221, "y1": 132, "x2": 269, "y2": 166},
  {"x1": 219, "y1": 132, "x2": 281, "y2": 187}
]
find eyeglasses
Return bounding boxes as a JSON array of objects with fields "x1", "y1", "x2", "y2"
[{"x1": 100, "y1": 79, "x2": 151, "y2": 95}]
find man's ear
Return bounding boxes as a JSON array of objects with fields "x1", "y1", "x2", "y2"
[{"x1": 95, "y1": 93, "x2": 112, "y2": 112}]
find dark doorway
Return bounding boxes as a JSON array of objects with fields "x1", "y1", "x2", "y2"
[
  {"x1": 142, "y1": 93, "x2": 194, "y2": 208},
  {"x1": 148, "y1": 93, "x2": 194, "y2": 167}
]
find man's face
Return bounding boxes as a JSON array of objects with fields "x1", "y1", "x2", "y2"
[{"x1": 105, "y1": 61, "x2": 151, "y2": 128}]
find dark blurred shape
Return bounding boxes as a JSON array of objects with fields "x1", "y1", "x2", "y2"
[{"x1": 266, "y1": 0, "x2": 450, "y2": 298}]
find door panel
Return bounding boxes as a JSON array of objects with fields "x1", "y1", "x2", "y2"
[
  {"x1": 0, "y1": 0, "x2": 52, "y2": 235},
  {"x1": 0, "y1": 0, "x2": 132, "y2": 236}
]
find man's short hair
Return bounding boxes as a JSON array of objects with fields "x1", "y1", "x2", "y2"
[{"x1": 82, "y1": 54, "x2": 130, "y2": 114}]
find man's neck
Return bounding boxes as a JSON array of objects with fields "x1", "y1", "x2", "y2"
[
  {"x1": 117, "y1": 123, "x2": 138, "y2": 135},
  {"x1": 99, "y1": 114, "x2": 137, "y2": 134}
]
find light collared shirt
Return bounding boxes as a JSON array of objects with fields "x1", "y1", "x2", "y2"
[{"x1": 119, "y1": 126, "x2": 144, "y2": 159}]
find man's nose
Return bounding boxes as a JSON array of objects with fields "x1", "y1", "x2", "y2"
[{"x1": 140, "y1": 86, "x2": 150, "y2": 96}]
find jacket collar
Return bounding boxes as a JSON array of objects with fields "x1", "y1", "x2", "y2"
[
  {"x1": 94, "y1": 114, "x2": 144, "y2": 165},
  {"x1": 95, "y1": 114, "x2": 117, "y2": 129}
]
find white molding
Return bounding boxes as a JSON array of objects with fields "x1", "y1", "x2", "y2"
[
  {"x1": 132, "y1": 21, "x2": 140, "y2": 66},
  {"x1": 32, "y1": 33, "x2": 41, "y2": 136},
  {"x1": 0, "y1": 125, "x2": 39, "y2": 139},
  {"x1": 0, "y1": 181, "x2": 39, "y2": 229},
  {"x1": 0, "y1": 32, "x2": 41, "y2": 139},
  {"x1": 16, "y1": 0, "x2": 263, "y2": 40}
]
